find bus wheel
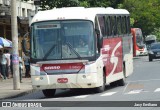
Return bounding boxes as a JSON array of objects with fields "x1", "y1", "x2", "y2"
[
  {"x1": 118, "y1": 65, "x2": 126, "y2": 86},
  {"x1": 118, "y1": 78, "x2": 125, "y2": 86},
  {"x1": 110, "y1": 81, "x2": 118, "y2": 87},
  {"x1": 42, "y1": 89, "x2": 56, "y2": 98},
  {"x1": 94, "y1": 71, "x2": 106, "y2": 93}
]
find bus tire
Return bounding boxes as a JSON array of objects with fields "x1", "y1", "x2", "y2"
[
  {"x1": 94, "y1": 71, "x2": 106, "y2": 93},
  {"x1": 42, "y1": 89, "x2": 56, "y2": 98},
  {"x1": 110, "y1": 81, "x2": 118, "y2": 87},
  {"x1": 118, "y1": 64, "x2": 126, "y2": 86},
  {"x1": 118, "y1": 78, "x2": 125, "y2": 86}
]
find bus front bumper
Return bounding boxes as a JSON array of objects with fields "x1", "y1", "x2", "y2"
[{"x1": 31, "y1": 73, "x2": 101, "y2": 89}]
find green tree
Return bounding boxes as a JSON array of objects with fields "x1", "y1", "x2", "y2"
[
  {"x1": 152, "y1": 28, "x2": 160, "y2": 41},
  {"x1": 31, "y1": 0, "x2": 123, "y2": 10},
  {"x1": 22, "y1": 0, "x2": 78, "y2": 9},
  {"x1": 122, "y1": 0, "x2": 160, "y2": 36},
  {"x1": 78, "y1": 0, "x2": 123, "y2": 8},
  {"x1": 79, "y1": 0, "x2": 89, "y2": 7},
  {"x1": 38, "y1": 0, "x2": 78, "y2": 10}
]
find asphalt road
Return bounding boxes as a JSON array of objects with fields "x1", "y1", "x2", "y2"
[{"x1": 5, "y1": 56, "x2": 160, "y2": 110}]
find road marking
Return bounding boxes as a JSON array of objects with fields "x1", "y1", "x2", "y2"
[
  {"x1": 100, "y1": 92, "x2": 117, "y2": 96},
  {"x1": 154, "y1": 88, "x2": 160, "y2": 92},
  {"x1": 128, "y1": 79, "x2": 160, "y2": 83},
  {"x1": 74, "y1": 95, "x2": 89, "y2": 98},
  {"x1": 125, "y1": 89, "x2": 143, "y2": 94},
  {"x1": 123, "y1": 82, "x2": 130, "y2": 93}
]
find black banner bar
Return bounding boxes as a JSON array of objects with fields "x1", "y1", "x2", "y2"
[{"x1": 0, "y1": 101, "x2": 160, "y2": 107}]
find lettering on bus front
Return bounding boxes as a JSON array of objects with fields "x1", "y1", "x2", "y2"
[
  {"x1": 41, "y1": 63, "x2": 84, "y2": 71},
  {"x1": 44, "y1": 66, "x2": 61, "y2": 70}
]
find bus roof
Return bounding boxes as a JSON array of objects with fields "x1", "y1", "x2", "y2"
[
  {"x1": 145, "y1": 35, "x2": 157, "y2": 41},
  {"x1": 31, "y1": 7, "x2": 130, "y2": 25}
]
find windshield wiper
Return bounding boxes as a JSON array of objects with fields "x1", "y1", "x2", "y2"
[
  {"x1": 43, "y1": 44, "x2": 57, "y2": 60},
  {"x1": 66, "y1": 42, "x2": 81, "y2": 59}
]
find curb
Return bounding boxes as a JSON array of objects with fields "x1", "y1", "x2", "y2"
[{"x1": 0, "y1": 89, "x2": 38, "y2": 100}]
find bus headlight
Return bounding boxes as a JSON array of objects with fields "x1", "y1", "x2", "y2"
[
  {"x1": 31, "y1": 63, "x2": 42, "y2": 67},
  {"x1": 35, "y1": 77, "x2": 43, "y2": 81},
  {"x1": 35, "y1": 77, "x2": 40, "y2": 81}
]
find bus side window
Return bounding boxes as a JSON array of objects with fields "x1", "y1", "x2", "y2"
[
  {"x1": 121, "y1": 16, "x2": 127, "y2": 35},
  {"x1": 117, "y1": 16, "x2": 122, "y2": 36},
  {"x1": 110, "y1": 16, "x2": 117, "y2": 37},
  {"x1": 95, "y1": 16, "x2": 100, "y2": 35},
  {"x1": 124, "y1": 16, "x2": 127, "y2": 34},
  {"x1": 95, "y1": 16, "x2": 102, "y2": 53},
  {"x1": 127, "y1": 16, "x2": 131, "y2": 34},
  {"x1": 105, "y1": 15, "x2": 111, "y2": 37},
  {"x1": 98, "y1": 16, "x2": 105, "y2": 37}
]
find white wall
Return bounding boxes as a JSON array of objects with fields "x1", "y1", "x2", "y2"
[
  {"x1": 0, "y1": 0, "x2": 35, "y2": 17},
  {"x1": 17, "y1": 0, "x2": 35, "y2": 17}
]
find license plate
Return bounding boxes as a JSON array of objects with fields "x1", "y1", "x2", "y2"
[{"x1": 57, "y1": 78, "x2": 68, "y2": 83}]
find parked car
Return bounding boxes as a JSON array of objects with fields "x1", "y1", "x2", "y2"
[{"x1": 148, "y1": 42, "x2": 160, "y2": 61}]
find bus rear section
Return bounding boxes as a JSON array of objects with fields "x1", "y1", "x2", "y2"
[{"x1": 131, "y1": 28, "x2": 147, "y2": 56}]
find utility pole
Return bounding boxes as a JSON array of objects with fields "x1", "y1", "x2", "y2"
[{"x1": 11, "y1": 0, "x2": 20, "y2": 90}]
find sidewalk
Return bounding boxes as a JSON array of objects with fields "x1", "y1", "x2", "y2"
[{"x1": 0, "y1": 77, "x2": 34, "y2": 100}]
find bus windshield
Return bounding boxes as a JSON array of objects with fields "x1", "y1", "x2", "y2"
[
  {"x1": 136, "y1": 30, "x2": 144, "y2": 48},
  {"x1": 31, "y1": 20, "x2": 95, "y2": 60}
]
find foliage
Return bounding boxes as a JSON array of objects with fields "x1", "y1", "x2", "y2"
[
  {"x1": 36, "y1": 0, "x2": 78, "y2": 10},
  {"x1": 78, "y1": 0, "x2": 122, "y2": 8},
  {"x1": 121, "y1": 0, "x2": 160, "y2": 36},
  {"x1": 78, "y1": 0, "x2": 89, "y2": 7},
  {"x1": 23, "y1": 0, "x2": 160, "y2": 37},
  {"x1": 30, "y1": 0, "x2": 123, "y2": 9},
  {"x1": 130, "y1": 18, "x2": 135, "y2": 27},
  {"x1": 151, "y1": 28, "x2": 160, "y2": 41},
  {"x1": 79, "y1": 0, "x2": 110, "y2": 7}
]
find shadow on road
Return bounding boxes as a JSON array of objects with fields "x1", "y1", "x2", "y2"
[{"x1": 43, "y1": 85, "x2": 123, "y2": 99}]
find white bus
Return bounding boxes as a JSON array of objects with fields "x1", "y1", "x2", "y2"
[{"x1": 28, "y1": 7, "x2": 133, "y2": 97}]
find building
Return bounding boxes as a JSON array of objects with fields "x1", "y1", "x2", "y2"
[
  {"x1": 0, "y1": 0, "x2": 35, "y2": 39},
  {"x1": 0, "y1": 0, "x2": 35, "y2": 55}
]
